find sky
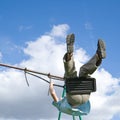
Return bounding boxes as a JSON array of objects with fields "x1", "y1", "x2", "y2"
[{"x1": 0, "y1": 0, "x2": 120, "y2": 120}]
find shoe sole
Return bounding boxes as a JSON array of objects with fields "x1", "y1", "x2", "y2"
[
  {"x1": 66, "y1": 34, "x2": 75, "y2": 53},
  {"x1": 98, "y1": 39, "x2": 106, "y2": 59}
]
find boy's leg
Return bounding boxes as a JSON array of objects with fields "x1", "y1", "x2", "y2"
[
  {"x1": 63, "y1": 53, "x2": 77, "y2": 78},
  {"x1": 64, "y1": 34, "x2": 89, "y2": 106},
  {"x1": 79, "y1": 39, "x2": 106, "y2": 77},
  {"x1": 64, "y1": 52, "x2": 89, "y2": 106},
  {"x1": 63, "y1": 33, "x2": 77, "y2": 78},
  {"x1": 79, "y1": 54, "x2": 99, "y2": 77}
]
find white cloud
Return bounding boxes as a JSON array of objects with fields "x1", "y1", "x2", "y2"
[
  {"x1": 87, "y1": 69, "x2": 120, "y2": 120},
  {"x1": 49, "y1": 24, "x2": 69, "y2": 38},
  {"x1": 0, "y1": 24, "x2": 120, "y2": 120}
]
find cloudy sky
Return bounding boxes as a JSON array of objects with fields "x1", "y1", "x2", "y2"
[{"x1": 0, "y1": 0, "x2": 120, "y2": 120}]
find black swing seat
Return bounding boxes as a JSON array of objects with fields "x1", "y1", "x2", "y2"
[{"x1": 65, "y1": 77, "x2": 96, "y2": 95}]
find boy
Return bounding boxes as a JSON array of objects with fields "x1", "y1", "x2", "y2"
[{"x1": 49, "y1": 33, "x2": 106, "y2": 115}]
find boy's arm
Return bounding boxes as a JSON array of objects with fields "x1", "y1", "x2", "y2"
[{"x1": 49, "y1": 82, "x2": 59, "y2": 102}]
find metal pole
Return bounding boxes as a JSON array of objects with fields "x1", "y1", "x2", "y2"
[
  {"x1": 58, "y1": 112, "x2": 61, "y2": 120},
  {"x1": 73, "y1": 116, "x2": 76, "y2": 120},
  {"x1": 58, "y1": 86, "x2": 66, "y2": 120},
  {"x1": 79, "y1": 115, "x2": 82, "y2": 120}
]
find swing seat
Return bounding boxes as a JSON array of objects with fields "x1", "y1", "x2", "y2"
[{"x1": 65, "y1": 77, "x2": 96, "y2": 95}]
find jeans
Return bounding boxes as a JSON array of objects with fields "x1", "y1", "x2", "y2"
[{"x1": 63, "y1": 53, "x2": 99, "y2": 106}]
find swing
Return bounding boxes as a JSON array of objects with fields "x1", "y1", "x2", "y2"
[
  {"x1": 65, "y1": 77, "x2": 96, "y2": 94},
  {"x1": 58, "y1": 77, "x2": 96, "y2": 120}
]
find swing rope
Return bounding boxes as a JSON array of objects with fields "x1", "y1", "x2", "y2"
[
  {"x1": 0, "y1": 63, "x2": 64, "y2": 81},
  {"x1": 25, "y1": 71, "x2": 64, "y2": 88}
]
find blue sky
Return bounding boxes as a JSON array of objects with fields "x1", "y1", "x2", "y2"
[
  {"x1": 0, "y1": 0, "x2": 120, "y2": 120},
  {"x1": 0, "y1": 0, "x2": 120, "y2": 77}
]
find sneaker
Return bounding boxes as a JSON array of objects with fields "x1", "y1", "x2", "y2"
[
  {"x1": 66, "y1": 33, "x2": 75, "y2": 53},
  {"x1": 97, "y1": 39, "x2": 106, "y2": 59}
]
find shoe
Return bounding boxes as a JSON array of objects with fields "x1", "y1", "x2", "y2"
[
  {"x1": 66, "y1": 33, "x2": 75, "y2": 53},
  {"x1": 97, "y1": 39, "x2": 106, "y2": 59}
]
